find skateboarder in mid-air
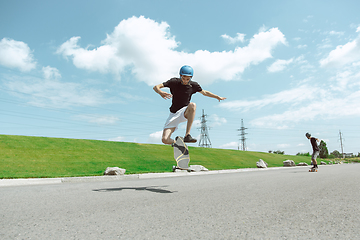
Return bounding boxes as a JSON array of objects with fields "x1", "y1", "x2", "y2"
[
  {"x1": 306, "y1": 132, "x2": 320, "y2": 171},
  {"x1": 153, "y1": 65, "x2": 226, "y2": 145}
]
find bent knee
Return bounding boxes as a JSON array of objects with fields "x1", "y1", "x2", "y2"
[
  {"x1": 188, "y1": 102, "x2": 196, "y2": 110},
  {"x1": 162, "y1": 137, "x2": 168, "y2": 144},
  {"x1": 162, "y1": 135, "x2": 173, "y2": 145}
]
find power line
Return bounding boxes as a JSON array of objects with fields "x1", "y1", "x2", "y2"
[{"x1": 2, "y1": 87, "x2": 360, "y2": 149}]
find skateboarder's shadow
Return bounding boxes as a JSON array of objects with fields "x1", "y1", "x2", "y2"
[{"x1": 93, "y1": 186, "x2": 176, "y2": 194}]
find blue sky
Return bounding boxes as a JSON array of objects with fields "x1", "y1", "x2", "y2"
[{"x1": 1, "y1": 0, "x2": 360, "y2": 155}]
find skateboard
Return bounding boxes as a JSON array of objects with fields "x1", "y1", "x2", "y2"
[
  {"x1": 172, "y1": 136, "x2": 192, "y2": 172},
  {"x1": 309, "y1": 167, "x2": 318, "y2": 172}
]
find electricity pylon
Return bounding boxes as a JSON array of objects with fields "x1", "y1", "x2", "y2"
[
  {"x1": 238, "y1": 119, "x2": 247, "y2": 151},
  {"x1": 198, "y1": 109, "x2": 212, "y2": 148}
]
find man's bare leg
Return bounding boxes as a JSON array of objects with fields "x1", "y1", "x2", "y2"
[
  {"x1": 311, "y1": 158, "x2": 318, "y2": 170},
  {"x1": 162, "y1": 127, "x2": 176, "y2": 145},
  {"x1": 184, "y1": 102, "x2": 196, "y2": 136},
  {"x1": 312, "y1": 158, "x2": 318, "y2": 168}
]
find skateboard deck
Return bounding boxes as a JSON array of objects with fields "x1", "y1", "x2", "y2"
[
  {"x1": 309, "y1": 168, "x2": 318, "y2": 172},
  {"x1": 173, "y1": 136, "x2": 191, "y2": 171}
]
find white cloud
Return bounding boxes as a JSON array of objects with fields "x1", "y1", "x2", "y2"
[
  {"x1": 303, "y1": 15, "x2": 313, "y2": 23},
  {"x1": 0, "y1": 39, "x2": 107, "y2": 109},
  {"x1": 56, "y1": 36, "x2": 124, "y2": 75},
  {"x1": 57, "y1": 16, "x2": 286, "y2": 86},
  {"x1": 119, "y1": 92, "x2": 150, "y2": 102},
  {"x1": 0, "y1": 38, "x2": 36, "y2": 71},
  {"x1": 258, "y1": 25, "x2": 269, "y2": 33},
  {"x1": 222, "y1": 62, "x2": 360, "y2": 129},
  {"x1": 353, "y1": 61, "x2": 360, "y2": 67},
  {"x1": 209, "y1": 114, "x2": 227, "y2": 127},
  {"x1": 277, "y1": 144, "x2": 290, "y2": 149},
  {"x1": 219, "y1": 85, "x2": 319, "y2": 112},
  {"x1": 329, "y1": 70, "x2": 352, "y2": 91},
  {"x1": 221, "y1": 33, "x2": 246, "y2": 44},
  {"x1": 75, "y1": 114, "x2": 120, "y2": 125},
  {"x1": 250, "y1": 88, "x2": 360, "y2": 128},
  {"x1": 42, "y1": 66, "x2": 61, "y2": 80},
  {"x1": 192, "y1": 119, "x2": 201, "y2": 128},
  {"x1": 219, "y1": 141, "x2": 239, "y2": 150},
  {"x1": 267, "y1": 58, "x2": 294, "y2": 72},
  {"x1": 297, "y1": 44, "x2": 307, "y2": 49},
  {"x1": 320, "y1": 31, "x2": 360, "y2": 68},
  {"x1": 328, "y1": 30, "x2": 344, "y2": 36},
  {"x1": 4, "y1": 68, "x2": 107, "y2": 108},
  {"x1": 108, "y1": 136, "x2": 125, "y2": 142},
  {"x1": 329, "y1": 69, "x2": 360, "y2": 91},
  {"x1": 148, "y1": 130, "x2": 162, "y2": 143},
  {"x1": 317, "y1": 38, "x2": 333, "y2": 49}
]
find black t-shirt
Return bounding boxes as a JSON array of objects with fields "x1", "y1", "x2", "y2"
[
  {"x1": 310, "y1": 137, "x2": 319, "y2": 151},
  {"x1": 163, "y1": 77, "x2": 202, "y2": 113}
]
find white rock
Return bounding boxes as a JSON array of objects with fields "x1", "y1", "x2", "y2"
[
  {"x1": 297, "y1": 162, "x2": 308, "y2": 166},
  {"x1": 257, "y1": 159, "x2": 268, "y2": 168},
  {"x1": 189, "y1": 165, "x2": 209, "y2": 172},
  {"x1": 104, "y1": 167, "x2": 126, "y2": 175},
  {"x1": 283, "y1": 160, "x2": 295, "y2": 167}
]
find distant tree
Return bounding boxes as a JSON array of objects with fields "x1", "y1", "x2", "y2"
[
  {"x1": 296, "y1": 152, "x2": 310, "y2": 156},
  {"x1": 273, "y1": 150, "x2": 284, "y2": 155},
  {"x1": 331, "y1": 150, "x2": 342, "y2": 158},
  {"x1": 319, "y1": 140, "x2": 329, "y2": 158}
]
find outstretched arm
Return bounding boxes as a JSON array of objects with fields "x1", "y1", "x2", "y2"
[
  {"x1": 153, "y1": 83, "x2": 172, "y2": 100},
  {"x1": 200, "y1": 90, "x2": 226, "y2": 102}
]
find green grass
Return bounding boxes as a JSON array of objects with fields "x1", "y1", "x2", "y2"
[{"x1": 0, "y1": 134, "x2": 315, "y2": 179}]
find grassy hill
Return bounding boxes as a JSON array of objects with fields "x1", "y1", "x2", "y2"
[{"x1": 0, "y1": 134, "x2": 315, "y2": 179}]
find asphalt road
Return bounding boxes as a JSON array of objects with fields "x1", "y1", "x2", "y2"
[{"x1": 1, "y1": 164, "x2": 359, "y2": 239}]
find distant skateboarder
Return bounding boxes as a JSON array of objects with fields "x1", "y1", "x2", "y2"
[
  {"x1": 153, "y1": 65, "x2": 226, "y2": 145},
  {"x1": 305, "y1": 132, "x2": 319, "y2": 171}
]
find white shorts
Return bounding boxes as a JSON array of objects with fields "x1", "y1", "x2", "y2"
[
  {"x1": 312, "y1": 150, "x2": 320, "y2": 160},
  {"x1": 163, "y1": 106, "x2": 187, "y2": 131}
]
